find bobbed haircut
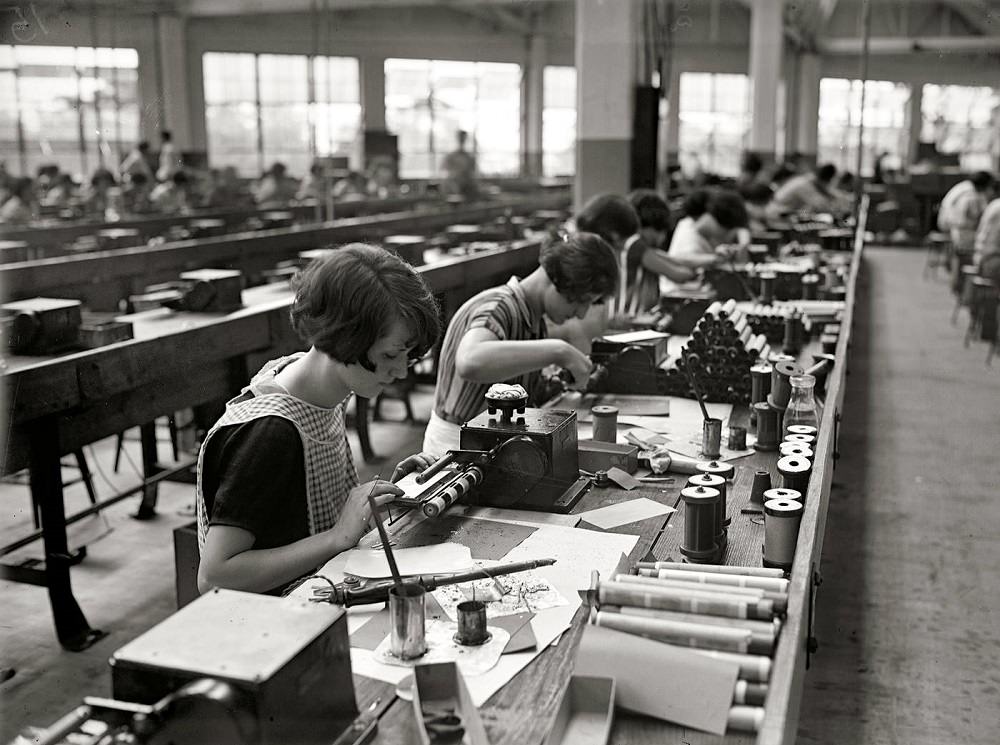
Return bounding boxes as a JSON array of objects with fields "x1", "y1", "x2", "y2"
[
  {"x1": 541, "y1": 231, "x2": 620, "y2": 303},
  {"x1": 815, "y1": 163, "x2": 837, "y2": 183},
  {"x1": 684, "y1": 188, "x2": 749, "y2": 230},
  {"x1": 971, "y1": 171, "x2": 996, "y2": 191},
  {"x1": 290, "y1": 243, "x2": 441, "y2": 368},
  {"x1": 628, "y1": 189, "x2": 671, "y2": 232},
  {"x1": 575, "y1": 193, "x2": 641, "y2": 243}
]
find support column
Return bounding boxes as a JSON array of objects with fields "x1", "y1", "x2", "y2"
[
  {"x1": 155, "y1": 15, "x2": 192, "y2": 149},
  {"x1": 523, "y1": 34, "x2": 546, "y2": 179},
  {"x1": 795, "y1": 52, "x2": 821, "y2": 164},
  {"x1": 748, "y1": 0, "x2": 783, "y2": 166},
  {"x1": 906, "y1": 83, "x2": 923, "y2": 168},
  {"x1": 663, "y1": 64, "x2": 681, "y2": 177},
  {"x1": 360, "y1": 54, "x2": 386, "y2": 171},
  {"x1": 575, "y1": 0, "x2": 636, "y2": 209}
]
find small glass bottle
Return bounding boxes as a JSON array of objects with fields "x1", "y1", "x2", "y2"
[{"x1": 783, "y1": 374, "x2": 819, "y2": 438}]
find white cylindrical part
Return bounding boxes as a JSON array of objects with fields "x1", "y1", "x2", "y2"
[
  {"x1": 648, "y1": 568, "x2": 789, "y2": 593},
  {"x1": 592, "y1": 610, "x2": 752, "y2": 653},
  {"x1": 728, "y1": 705, "x2": 765, "y2": 732},
  {"x1": 636, "y1": 561, "x2": 786, "y2": 579},
  {"x1": 614, "y1": 574, "x2": 767, "y2": 600},
  {"x1": 684, "y1": 647, "x2": 773, "y2": 682},
  {"x1": 763, "y1": 498, "x2": 803, "y2": 569}
]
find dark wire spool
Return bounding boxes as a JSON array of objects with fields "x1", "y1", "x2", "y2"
[
  {"x1": 770, "y1": 359, "x2": 804, "y2": 408},
  {"x1": 754, "y1": 403, "x2": 779, "y2": 450},
  {"x1": 777, "y1": 455, "x2": 812, "y2": 496},
  {"x1": 680, "y1": 485, "x2": 720, "y2": 563}
]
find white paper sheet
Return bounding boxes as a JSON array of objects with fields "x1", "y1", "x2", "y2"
[
  {"x1": 343, "y1": 543, "x2": 474, "y2": 578},
  {"x1": 601, "y1": 329, "x2": 670, "y2": 344},
  {"x1": 576, "y1": 497, "x2": 675, "y2": 530}
]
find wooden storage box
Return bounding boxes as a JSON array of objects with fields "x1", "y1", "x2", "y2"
[{"x1": 543, "y1": 675, "x2": 616, "y2": 745}]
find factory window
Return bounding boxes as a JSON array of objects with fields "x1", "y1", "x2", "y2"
[
  {"x1": 203, "y1": 52, "x2": 360, "y2": 177},
  {"x1": 678, "y1": 72, "x2": 750, "y2": 177},
  {"x1": 543, "y1": 66, "x2": 576, "y2": 177},
  {"x1": 921, "y1": 84, "x2": 1000, "y2": 171},
  {"x1": 384, "y1": 58, "x2": 521, "y2": 179},
  {"x1": 1, "y1": 44, "x2": 138, "y2": 181},
  {"x1": 817, "y1": 78, "x2": 910, "y2": 177}
]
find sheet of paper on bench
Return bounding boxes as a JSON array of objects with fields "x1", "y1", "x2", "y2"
[
  {"x1": 602, "y1": 330, "x2": 670, "y2": 344},
  {"x1": 576, "y1": 497, "x2": 674, "y2": 529},
  {"x1": 343, "y1": 543, "x2": 473, "y2": 578},
  {"x1": 575, "y1": 625, "x2": 739, "y2": 735},
  {"x1": 455, "y1": 505, "x2": 581, "y2": 529},
  {"x1": 349, "y1": 524, "x2": 640, "y2": 706}
]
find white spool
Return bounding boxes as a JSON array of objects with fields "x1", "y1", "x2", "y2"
[{"x1": 763, "y1": 498, "x2": 803, "y2": 570}]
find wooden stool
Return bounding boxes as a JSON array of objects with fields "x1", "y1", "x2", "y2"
[
  {"x1": 950, "y1": 249, "x2": 974, "y2": 296},
  {"x1": 923, "y1": 234, "x2": 950, "y2": 279},
  {"x1": 952, "y1": 264, "x2": 980, "y2": 324},
  {"x1": 966, "y1": 278, "x2": 999, "y2": 347}
]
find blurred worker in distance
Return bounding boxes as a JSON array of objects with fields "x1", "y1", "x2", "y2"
[
  {"x1": 768, "y1": 163, "x2": 839, "y2": 217},
  {"x1": 441, "y1": 129, "x2": 479, "y2": 200},
  {"x1": 938, "y1": 171, "x2": 996, "y2": 255},
  {"x1": 626, "y1": 189, "x2": 697, "y2": 312},
  {"x1": 150, "y1": 170, "x2": 191, "y2": 214},
  {"x1": 332, "y1": 170, "x2": 368, "y2": 200},
  {"x1": 122, "y1": 171, "x2": 154, "y2": 213},
  {"x1": 197, "y1": 245, "x2": 441, "y2": 595},
  {"x1": 831, "y1": 171, "x2": 857, "y2": 214},
  {"x1": 668, "y1": 187, "x2": 749, "y2": 270},
  {"x1": 0, "y1": 177, "x2": 35, "y2": 225},
  {"x1": 83, "y1": 168, "x2": 118, "y2": 217},
  {"x1": 974, "y1": 191, "x2": 1000, "y2": 285},
  {"x1": 120, "y1": 140, "x2": 154, "y2": 184},
  {"x1": 743, "y1": 183, "x2": 775, "y2": 234},
  {"x1": 366, "y1": 156, "x2": 399, "y2": 199},
  {"x1": 296, "y1": 160, "x2": 326, "y2": 202},
  {"x1": 156, "y1": 130, "x2": 182, "y2": 182},
  {"x1": 736, "y1": 152, "x2": 769, "y2": 195},
  {"x1": 254, "y1": 162, "x2": 298, "y2": 207},
  {"x1": 422, "y1": 231, "x2": 619, "y2": 454},
  {"x1": 43, "y1": 173, "x2": 79, "y2": 209}
]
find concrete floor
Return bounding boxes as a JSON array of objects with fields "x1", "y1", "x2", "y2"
[{"x1": 1, "y1": 247, "x2": 998, "y2": 743}]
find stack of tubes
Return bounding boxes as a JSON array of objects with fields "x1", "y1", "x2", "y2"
[
  {"x1": 588, "y1": 562, "x2": 788, "y2": 733},
  {"x1": 663, "y1": 299, "x2": 771, "y2": 404}
]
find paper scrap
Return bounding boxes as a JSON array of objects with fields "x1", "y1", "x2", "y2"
[
  {"x1": 605, "y1": 467, "x2": 640, "y2": 490},
  {"x1": 575, "y1": 625, "x2": 739, "y2": 735},
  {"x1": 432, "y1": 566, "x2": 568, "y2": 620},
  {"x1": 455, "y1": 505, "x2": 580, "y2": 529},
  {"x1": 601, "y1": 329, "x2": 670, "y2": 344},
  {"x1": 344, "y1": 543, "x2": 474, "y2": 579},
  {"x1": 492, "y1": 611, "x2": 537, "y2": 653},
  {"x1": 576, "y1": 497, "x2": 675, "y2": 530},
  {"x1": 395, "y1": 514, "x2": 536, "y2": 561}
]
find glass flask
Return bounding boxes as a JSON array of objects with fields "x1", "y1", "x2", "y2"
[{"x1": 782, "y1": 374, "x2": 819, "y2": 438}]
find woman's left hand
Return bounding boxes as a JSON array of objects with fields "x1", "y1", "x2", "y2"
[{"x1": 391, "y1": 452, "x2": 437, "y2": 483}]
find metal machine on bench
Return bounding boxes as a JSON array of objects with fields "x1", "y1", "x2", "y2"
[{"x1": 401, "y1": 386, "x2": 590, "y2": 516}]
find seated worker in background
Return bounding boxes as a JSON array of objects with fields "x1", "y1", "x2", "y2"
[
  {"x1": 83, "y1": 168, "x2": 118, "y2": 217},
  {"x1": 296, "y1": 161, "x2": 325, "y2": 202},
  {"x1": 626, "y1": 189, "x2": 697, "y2": 311},
  {"x1": 744, "y1": 183, "x2": 774, "y2": 233},
  {"x1": 668, "y1": 188, "x2": 749, "y2": 270},
  {"x1": 441, "y1": 130, "x2": 479, "y2": 200},
  {"x1": 938, "y1": 171, "x2": 996, "y2": 255},
  {"x1": 974, "y1": 194, "x2": 1000, "y2": 285},
  {"x1": 254, "y1": 162, "x2": 298, "y2": 207},
  {"x1": 332, "y1": 170, "x2": 368, "y2": 200},
  {"x1": 366, "y1": 156, "x2": 400, "y2": 199},
  {"x1": 122, "y1": 171, "x2": 153, "y2": 213},
  {"x1": 42, "y1": 173, "x2": 78, "y2": 209},
  {"x1": 156, "y1": 130, "x2": 182, "y2": 183},
  {"x1": 422, "y1": 232, "x2": 619, "y2": 455},
  {"x1": 197, "y1": 245, "x2": 441, "y2": 595},
  {"x1": 831, "y1": 171, "x2": 856, "y2": 214},
  {"x1": 150, "y1": 171, "x2": 191, "y2": 214},
  {"x1": 120, "y1": 141, "x2": 154, "y2": 184},
  {"x1": 768, "y1": 163, "x2": 839, "y2": 217},
  {"x1": 0, "y1": 177, "x2": 34, "y2": 225},
  {"x1": 736, "y1": 152, "x2": 768, "y2": 195}
]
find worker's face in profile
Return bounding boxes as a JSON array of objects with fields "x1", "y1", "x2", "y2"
[
  {"x1": 345, "y1": 317, "x2": 415, "y2": 398},
  {"x1": 543, "y1": 287, "x2": 601, "y2": 325},
  {"x1": 640, "y1": 226, "x2": 667, "y2": 248},
  {"x1": 702, "y1": 214, "x2": 739, "y2": 246}
]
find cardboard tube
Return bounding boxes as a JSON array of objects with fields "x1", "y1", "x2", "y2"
[
  {"x1": 683, "y1": 648, "x2": 773, "y2": 682},
  {"x1": 591, "y1": 609, "x2": 752, "y2": 653},
  {"x1": 728, "y1": 705, "x2": 765, "y2": 733},
  {"x1": 600, "y1": 579, "x2": 775, "y2": 620},
  {"x1": 606, "y1": 606, "x2": 780, "y2": 655},
  {"x1": 643, "y1": 568, "x2": 789, "y2": 593},
  {"x1": 616, "y1": 574, "x2": 787, "y2": 614},
  {"x1": 635, "y1": 561, "x2": 785, "y2": 579},
  {"x1": 734, "y1": 681, "x2": 768, "y2": 706}
]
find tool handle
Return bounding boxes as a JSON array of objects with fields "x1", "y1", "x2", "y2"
[{"x1": 415, "y1": 451, "x2": 456, "y2": 484}]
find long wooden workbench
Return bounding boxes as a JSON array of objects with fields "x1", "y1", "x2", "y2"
[
  {"x1": 0, "y1": 236, "x2": 551, "y2": 652},
  {"x1": 1, "y1": 192, "x2": 569, "y2": 311},
  {"x1": 343, "y1": 214, "x2": 866, "y2": 745}
]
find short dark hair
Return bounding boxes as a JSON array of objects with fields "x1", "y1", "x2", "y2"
[
  {"x1": 744, "y1": 183, "x2": 773, "y2": 206},
  {"x1": 628, "y1": 189, "x2": 671, "y2": 232},
  {"x1": 686, "y1": 188, "x2": 748, "y2": 229},
  {"x1": 161, "y1": 131, "x2": 172, "y2": 141},
  {"x1": 290, "y1": 244, "x2": 441, "y2": 368},
  {"x1": 815, "y1": 163, "x2": 837, "y2": 183},
  {"x1": 576, "y1": 193, "x2": 641, "y2": 244},
  {"x1": 741, "y1": 152, "x2": 763, "y2": 174},
  {"x1": 138, "y1": 141, "x2": 150, "y2": 152},
  {"x1": 971, "y1": 171, "x2": 996, "y2": 191},
  {"x1": 172, "y1": 171, "x2": 189, "y2": 186},
  {"x1": 541, "y1": 231, "x2": 619, "y2": 303}
]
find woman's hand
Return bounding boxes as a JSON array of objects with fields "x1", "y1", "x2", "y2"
[
  {"x1": 339, "y1": 479, "x2": 402, "y2": 544},
  {"x1": 391, "y1": 452, "x2": 437, "y2": 483}
]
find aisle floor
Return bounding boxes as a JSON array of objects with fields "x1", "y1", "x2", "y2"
[
  {"x1": 797, "y1": 247, "x2": 1000, "y2": 744},
  {"x1": 1, "y1": 248, "x2": 997, "y2": 743}
]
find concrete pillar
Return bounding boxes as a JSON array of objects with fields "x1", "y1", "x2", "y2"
[
  {"x1": 663, "y1": 64, "x2": 681, "y2": 173},
  {"x1": 154, "y1": 15, "x2": 192, "y2": 149},
  {"x1": 747, "y1": 0, "x2": 783, "y2": 164},
  {"x1": 575, "y1": 0, "x2": 636, "y2": 209},
  {"x1": 523, "y1": 34, "x2": 546, "y2": 178},
  {"x1": 360, "y1": 54, "x2": 386, "y2": 132},
  {"x1": 795, "y1": 53, "x2": 821, "y2": 162},
  {"x1": 906, "y1": 83, "x2": 923, "y2": 168}
]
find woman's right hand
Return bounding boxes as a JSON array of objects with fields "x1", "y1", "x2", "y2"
[{"x1": 339, "y1": 479, "x2": 403, "y2": 544}]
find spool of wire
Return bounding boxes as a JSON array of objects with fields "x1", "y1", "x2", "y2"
[
  {"x1": 784, "y1": 433, "x2": 816, "y2": 445},
  {"x1": 776, "y1": 455, "x2": 811, "y2": 495},
  {"x1": 763, "y1": 487, "x2": 802, "y2": 502},
  {"x1": 680, "y1": 486, "x2": 720, "y2": 563},
  {"x1": 728, "y1": 425, "x2": 747, "y2": 451},
  {"x1": 422, "y1": 466, "x2": 484, "y2": 517},
  {"x1": 753, "y1": 403, "x2": 779, "y2": 451},
  {"x1": 782, "y1": 312, "x2": 804, "y2": 355},
  {"x1": 759, "y1": 272, "x2": 776, "y2": 304},
  {"x1": 688, "y1": 472, "x2": 728, "y2": 544},
  {"x1": 591, "y1": 405, "x2": 619, "y2": 443},
  {"x1": 697, "y1": 460, "x2": 736, "y2": 481},
  {"x1": 750, "y1": 364, "x2": 772, "y2": 427},
  {"x1": 763, "y1": 498, "x2": 803, "y2": 570},
  {"x1": 786, "y1": 424, "x2": 817, "y2": 436},
  {"x1": 779, "y1": 441, "x2": 813, "y2": 458},
  {"x1": 770, "y1": 360, "x2": 804, "y2": 408}
]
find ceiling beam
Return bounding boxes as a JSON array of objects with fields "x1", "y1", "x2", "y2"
[
  {"x1": 943, "y1": 0, "x2": 1000, "y2": 36},
  {"x1": 820, "y1": 34, "x2": 1000, "y2": 53},
  {"x1": 818, "y1": 0, "x2": 839, "y2": 27}
]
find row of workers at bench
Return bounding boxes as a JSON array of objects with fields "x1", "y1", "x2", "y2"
[
  {"x1": 937, "y1": 171, "x2": 1000, "y2": 285},
  {"x1": 191, "y1": 186, "x2": 762, "y2": 597}
]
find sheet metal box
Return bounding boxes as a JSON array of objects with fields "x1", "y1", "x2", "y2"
[
  {"x1": 2, "y1": 296, "x2": 82, "y2": 354},
  {"x1": 110, "y1": 588, "x2": 357, "y2": 745}
]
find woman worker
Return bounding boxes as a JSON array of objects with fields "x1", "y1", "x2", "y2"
[
  {"x1": 667, "y1": 187, "x2": 749, "y2": 270},
  {"x1": 197, "y1": 245, "x2": 441, "y2": 595},
  {"x1": 422, "y1": 232, "x2": 619, "y2": 454}
]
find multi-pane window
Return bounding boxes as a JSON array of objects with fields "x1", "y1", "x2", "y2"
[
  {"x1": 818, "y1": 78, "x2": 910, "y2": 176},
  {"x1": 921, "y1": 84, "x2": 1000, "y2": 171},
  {"x1": 203, "y1": 52, "x2": 360, "y2": 177},
  {"x1": 678, "y1": 73, "x2": 750, "y2": 177},
  {"x1": 384, "y1": 58, "x2": 521, "y2": 179},
  {"x1": 1, "y1": 44, "x2": 139, "y2": 180},
  {"x1": 543, "y1": 66, "x2": 576, "y2": 177}
]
